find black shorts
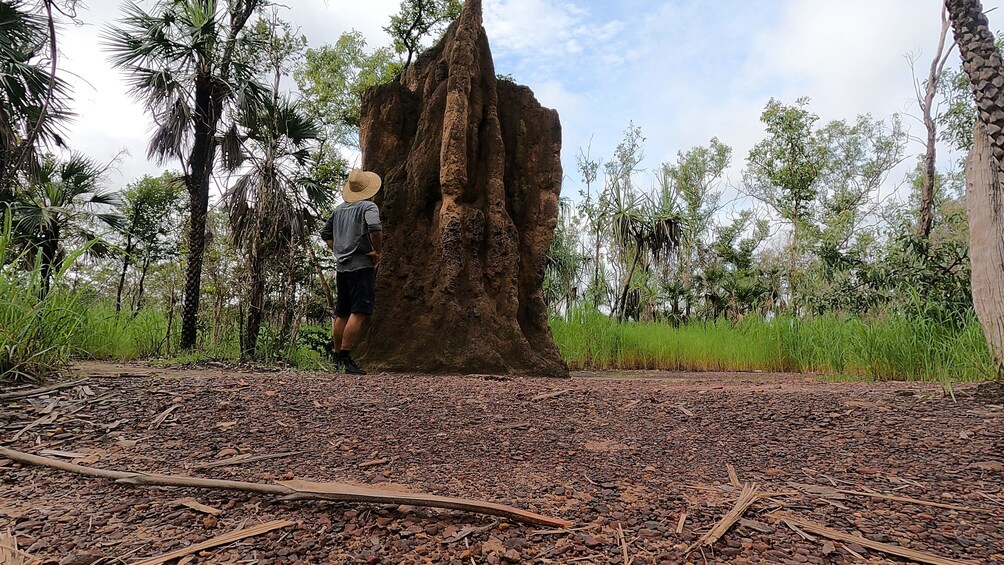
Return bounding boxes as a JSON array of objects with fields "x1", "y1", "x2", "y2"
[{"x1": 335, "y1": 267, "x2": 376, "y2": 317}]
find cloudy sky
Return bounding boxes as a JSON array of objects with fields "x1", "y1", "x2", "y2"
[{"x1": 55, "y1": 0, "x2": 1004, "y2": 203}]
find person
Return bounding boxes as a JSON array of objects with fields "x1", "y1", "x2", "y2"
[{"x1": 320, "y1": 169, "x2": 383, "y2": 374}]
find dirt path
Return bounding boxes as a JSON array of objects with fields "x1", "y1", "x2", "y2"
[{"x1": 2, "y1": 362, "x2": 1002, "y2": 564}]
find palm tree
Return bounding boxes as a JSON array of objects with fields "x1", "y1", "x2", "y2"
[
  {"x1": 104, "y1": 0, "x2": 265, "y2": 350},
  {"x1": 0, "y1": 0, "x2": 73, "y2": 194},
  {"x1": 224, "y1": 96, "x2": 323, "y2": 359},
  {"x1": 13, "y1": 153, "x2": 122, "y2": 294},
  {"x1": 945, "y1": 0, "x2": 1004, "y2": 379}
]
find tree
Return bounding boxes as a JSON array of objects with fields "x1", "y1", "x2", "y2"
[
  {"x1": 913, "y1": 9, "x2": 955, "y2": 240},
  {"x1": 0, "y1": 0, "x2": 74, "y2": 194},
  {"x1": 13, "y1": 153, "x2": 122, "y2": 294},
  {"x1": 658, "y1": 138, "x2": 731, "y2": 318},
  {"x1": 223, "y1": 13, "x2": 326, "y2": 359},
  {"x1": 744, "y1": 97, "x2": 827, "y2": 311},
  {"x1": 945, "y1": 0, "x2": 1004, "y2": 379},
  {"x1": 295, "y1": 31, "x2": 398, "y2": 149},
  {"x1": 105, "y1": 0, "x2": 266, "y2": 350},
  {"x1": 115, "y1": 173, "x2": 185, "y2": 313},
  {"x1": 384, "y1": 0, "x2": 461, "y2": 69}
]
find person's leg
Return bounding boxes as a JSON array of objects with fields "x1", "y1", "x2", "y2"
[
  {"x1": 340, "y1": 313, "x2": 368, "y2": 351},
  {"x1": 332, "y1": 316, "x2": 348, "y2": 352}
]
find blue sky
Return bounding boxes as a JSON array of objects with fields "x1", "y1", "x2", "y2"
[{"x1": 57, "y1": 0, "x2": 1004, "y2": 204}]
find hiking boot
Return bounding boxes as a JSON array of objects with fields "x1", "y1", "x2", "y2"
[{"x1": 341, "y1": 354, "x2": 366, "y2": 375}]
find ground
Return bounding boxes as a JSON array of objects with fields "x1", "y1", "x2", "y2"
[{"x1": 2, "y1": 362, "x2": 1003, "y2": 565}]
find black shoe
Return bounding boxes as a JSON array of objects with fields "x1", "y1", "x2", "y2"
[{"x1": 341, "y1": 354, "x2": 366, "y2": 375}]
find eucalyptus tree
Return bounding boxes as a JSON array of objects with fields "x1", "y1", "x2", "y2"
[
  {"x1": 295, "y1": 31, "x2": 398, "y2": 149},
  {"x1": 744, "y1": 98, "x2": 827, "y2": 311},
  {"x1": 115, "y1": 173, "x2": 185, "y2": 313},
  {"x1": 385, "y1": 0, "x2": 461, "y2": 69},
  {"x1": 105, "y1": 0, "x2": 267, "y2": 350}
]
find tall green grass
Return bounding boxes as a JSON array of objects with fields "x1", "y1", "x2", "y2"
[
  {"x1": 0, "y1": 215, "x2": 85, "y2": 382},
  {"x1": 551, "y1": 309, "x2": 996, "y2": 382}
]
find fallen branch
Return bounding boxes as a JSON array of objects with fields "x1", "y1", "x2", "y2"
[
  {"x1": 685, "y1": 483, "x2": 760, "y2": 553},
  {"x1": 767, "y1": 512, "x2": 979, "y2": 565},
  {"x1": 192, "y1": 451, "x2": 304, "y2": 470},
  {"x1": 0, "y1": 446, "x2": 571, "y2": 528},
  {"x1": 835, "y1": 489, "x2": 990, "y2": 514},
  {"x1": 132, "y1": 520, "x2": 295, "y2": 565},
  {"x1": 0, "y1": 379, "x2": 89, "y2": 401}
]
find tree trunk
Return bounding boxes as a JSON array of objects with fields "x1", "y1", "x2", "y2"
[
  {"x1": 947, "y1": 0, "x2": 1004, "y2": 377},
  {"x1": 132, "y1": 252, "x2": 152, "y2": 315},
  {"x1": 917, "y1": 10, "x2": 953, "y2": 240},
  {"x1": 616, "y1": 246, "x2": 642, "y2": 324},
  {"x1": 242, "y1": 248, "x2": 266, "y2": 360},
  {"x1": 179, "y1": 74, "x2": 215, "y2": 350},
  {"x1": 965, "y1": 124, "x2": 1004, "y2": 376},
  {"x1": 116, "y1": 237, "x2": 134, "y2": 313}
]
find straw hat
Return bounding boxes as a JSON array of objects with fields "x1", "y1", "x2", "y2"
[{"x1": 342, "y1": 169, "x2": 382, "y2": 202}]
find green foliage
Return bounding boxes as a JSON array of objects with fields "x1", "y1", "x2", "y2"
[
  {"x1": 384, "y1": 0, "x2": 461, "y2": 68},
  {"x1": 0, "y1": 0, "x2": 74, "y2": 192},
  {"x1": 295, "y1": 31, "x2": 399, "y2": 148}
]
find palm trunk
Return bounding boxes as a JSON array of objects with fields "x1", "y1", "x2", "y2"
[
  {"x1": 947, "y1": 0, "x2": 1004, "y2": 377},
  {"x1": 616, "y1": 246, "x2": 642, "y2": 323},
  {"x1": 242, "y1": 248, "x2": 266, "y2": 360}
]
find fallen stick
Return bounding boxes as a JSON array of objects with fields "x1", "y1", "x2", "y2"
[
  {"x1": 192, "y1": 451, "x2": 305, "y2": 470},
  {"x1": 530, "y1": 389, "x2": 572, "y2": 402},
  {"x1": 0, "y1": 446, "x2": 571, "y2": 528},
  {"x1": 0, "y1": 379, "x2": 89, "y2": 400},
  {"x1": 357, "y1": 458, "x2": 390, "y2": 468},
  {"x1": 767, "y1": 512, "x2": 979, "y2": 565},
  {"x1": 171, "y1": 497, "x2": 221, "y2": 516},
  {"x1": 726, "y1": 464, "x2": 741, "y2": 488},
  {"x1": 675, "y1": 512, "x2": 687, "y2": 534},
  {"x1": 9, "y1": 412, "x2": 59, "y2": 441},
  {"x1": 685, "y1": 483, "x2": 760, "y2": 553},
  {"x1": 132, "y1": 520, "x2": 295, "y2": 565},
  {"x1": 149, "y1": 404, "x2": 181, "y2": 430},
  {"x1": 835, "y1": 489, "x2": 990, "y2": 514}
]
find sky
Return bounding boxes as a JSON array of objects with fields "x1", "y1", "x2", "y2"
[{"x1": 53, "y1": 0, "x2": 1004, "y2": 205}]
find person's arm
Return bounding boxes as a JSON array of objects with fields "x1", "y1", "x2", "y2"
[
  {"x1": 320, "y1": 212, "x2": 334, "y2": 250},
  {"x1": 364, "y1": 202, "x2": 383, "y2": 265}
]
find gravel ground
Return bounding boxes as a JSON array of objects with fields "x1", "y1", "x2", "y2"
[{"x1": 1, "y1": 361, "x2": 1002, "y2": 564}]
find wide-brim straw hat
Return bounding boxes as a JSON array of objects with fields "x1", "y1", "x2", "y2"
[{"x1": 342, "y1": 169, "x2": 382, "y2": 202}]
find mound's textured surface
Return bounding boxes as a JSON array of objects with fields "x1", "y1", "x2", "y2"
[{"x1": 355, "y1": 0, "x2": 566, "y2": 376}]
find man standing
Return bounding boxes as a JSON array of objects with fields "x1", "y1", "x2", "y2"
[{"x1": 320, "y1": 169, "x2": 383, "y2": 374}]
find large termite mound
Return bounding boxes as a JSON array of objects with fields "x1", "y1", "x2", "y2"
[{"x1": 354, "y1": 0, "x2": 567, "y2": 377}]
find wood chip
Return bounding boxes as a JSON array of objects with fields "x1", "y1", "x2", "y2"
[
  {"x1": 738, "y1": 518, "x2": 774, "y2": 533},
  {"x1": 358, "y1": 458, "x2": 390, "y2": 468},
  {"x1": 675, "y1": 512, "x2": 687, "y2": 534},
  {"x1": 500, "y1": 422, "x2": 531, "y2": 430},
  {"x1": 530, "y1": 389, "x2": 572, "y2": 402},
  {"x1": 676, "y1": 404, "x2": 694, "y2": 417},
  {"x1": 171, "y1": 497, "x2": 222, "y2": 516},
  {"x1": 767, "y1": 512, "x2": 979, "y2": 565},
  {"x1": 131, "y1": 520, "x2": 295, "y2": 565}
]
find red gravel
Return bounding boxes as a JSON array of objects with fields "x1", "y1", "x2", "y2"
[{"x1": 1, "y1": 361, "x2": 1002, "y2": 564}]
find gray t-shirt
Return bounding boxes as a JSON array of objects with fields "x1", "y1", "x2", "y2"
[{"x1": 320, "y1": 200, "x2": 382, "y2": 272}]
